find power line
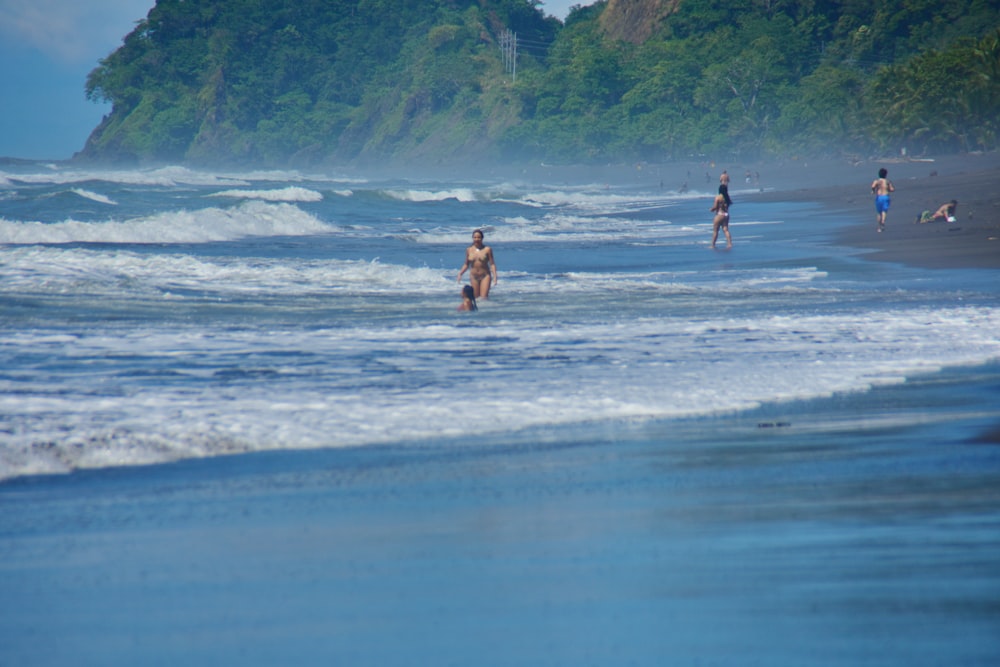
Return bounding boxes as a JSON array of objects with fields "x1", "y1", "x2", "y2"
[{"x1": 499, "y1": 29, "x2": 518, "y2": 82}]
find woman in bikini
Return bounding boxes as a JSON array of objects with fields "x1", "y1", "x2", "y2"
[
  {"x1": 456, "y1": 229, "x2": 497, "y2": 298},
  {"x1": 710, "y1": 186, "x2": 732, "y2": 249}
]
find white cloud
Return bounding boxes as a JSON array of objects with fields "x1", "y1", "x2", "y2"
[{"x1": 0, "y1": 0, "x2": 153, "y2": 63}]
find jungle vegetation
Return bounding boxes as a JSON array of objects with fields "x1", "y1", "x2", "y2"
[{"x1": 81, "y1": 0, "x2": 1000, "y2": 165}]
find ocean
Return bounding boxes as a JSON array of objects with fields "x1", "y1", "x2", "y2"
[{"x1": 1, "y1": 161, "x2": 999, "y2": 665}]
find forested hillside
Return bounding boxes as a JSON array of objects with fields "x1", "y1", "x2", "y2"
[{"x1": 80, "y1": 0, "x2": 1000, "y2": 166}]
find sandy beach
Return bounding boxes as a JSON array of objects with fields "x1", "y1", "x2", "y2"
[
  {"x1": 744, "y1": 151, "x2": 1000, "y2": 270},
  {"x1": 497, "y1": 150, "x2": 1000, "y2": 270}
]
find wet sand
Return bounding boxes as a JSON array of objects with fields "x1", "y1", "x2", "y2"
[
  {"x1": 2, "y1": 363, "x2": 999, "y2": 667},
  {"x1": 744, "y1": 151, "x2": 1000, "y2": 270},
  {"x1": 503, "y1": 151, "x2": 1000, "y2": 270}
]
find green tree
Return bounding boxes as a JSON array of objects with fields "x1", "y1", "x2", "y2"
[{"x1": 81, "y1": 0, "x2": 1000, "y2": 165}]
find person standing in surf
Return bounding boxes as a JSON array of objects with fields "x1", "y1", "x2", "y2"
[
  {"x1": 710, "y1": 186, "x2": 732, "y2": 249},
  {"x1": 457, "y1": 229, "x2": 498, "y2": 299},
  {"x1": 871, "y1": 167, "x2": 895, "y2": 232}
]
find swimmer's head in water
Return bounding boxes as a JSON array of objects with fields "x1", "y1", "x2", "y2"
[{"x1": 461, "y1": 284, "x2": 478, "y2": 310}]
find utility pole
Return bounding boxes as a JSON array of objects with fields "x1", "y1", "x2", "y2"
[{"x1": 499, "y1": 29, "x2": 517, "y2": 82}]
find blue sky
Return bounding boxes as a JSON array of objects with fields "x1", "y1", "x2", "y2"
[{"x1": 0, "y1": 0, "x2": 585, "y2": 161}]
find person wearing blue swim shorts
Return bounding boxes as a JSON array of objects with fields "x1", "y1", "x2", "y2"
[{"x1": 870, "y1": 167, "x2": 895, "y2": 232}]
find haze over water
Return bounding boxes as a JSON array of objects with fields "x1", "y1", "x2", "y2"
[{"x1": 1, "y1": 161, "x2": 998, "y2": 665}]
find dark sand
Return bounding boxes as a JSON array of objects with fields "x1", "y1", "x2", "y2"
[{"x1": 744, "y1": 151, "x2": 1000, "y2": 270}]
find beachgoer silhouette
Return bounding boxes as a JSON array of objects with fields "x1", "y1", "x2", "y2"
[{"x1": 719, "y1": 170, "x2": 732, "y2": 207}]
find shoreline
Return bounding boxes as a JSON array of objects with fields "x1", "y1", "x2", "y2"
[
  {"x1": 743, "y1": 152, "x2": 1000, "y2": 270},
  {"x1": 475, "y1": 151, "x2": 1000, "y2": 271}
]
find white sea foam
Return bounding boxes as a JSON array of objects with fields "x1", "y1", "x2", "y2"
[
  {"x1": 1, "y1": 303, "x2": 998, "y2": 481},
  {"x1": 410, "y1": 212, "x2": 694, "y2": 245},
  {"x1": 0, "y1": 246, "x2": 451, "y2": 298},
  {"x1": 384, "y1": 188, "x2": 483, "y2": 203},
  {"x1": 532, "y1": 266, "x2": 827, "y2": 294},
  {"x1": 519, "y1": 188, "x2": 692, "y2": 211},
  {"x1": 2, "y1": 166, "x2": 251, "y2": 187},
  {"x1": 210, "y1": 186, "x2": 324, "y2": 202},
  {"x1": 71, "y1": 188, "x2": 118, "y2": 205},
  {"x1": 0, "y1": 165, "x2": 368, "y2": 188},
  {"x1": 214, "y1": 169, "x2": 367, "y2": 185},
  {"x1": 0, "y1": 244, "x2": 726, "y2": 302},
  {"x1": 0, "y1": 201, "x2": 334, "y2": 245}
]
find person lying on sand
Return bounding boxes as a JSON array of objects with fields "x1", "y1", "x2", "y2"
[{"x1": 917, "y1": 200, "x2": 958, "y2": 223}]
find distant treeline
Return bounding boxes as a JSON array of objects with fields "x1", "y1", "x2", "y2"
[{"x1": 81, "y1": 0, "x2": 1000, "y2": 165}]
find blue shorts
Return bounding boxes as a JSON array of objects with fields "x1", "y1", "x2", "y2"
[{"x1": 875, "y1": 195, "x2": 891, "y2": 213}]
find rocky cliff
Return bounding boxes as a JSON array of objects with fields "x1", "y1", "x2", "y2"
[{"x1": 599, "y1": 0, "x2": 680, "y2": 43}]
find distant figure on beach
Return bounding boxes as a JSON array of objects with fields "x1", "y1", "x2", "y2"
[
  {"x1": 917, "y1": 200, "x2": 958, "y2": 224},
  {"x1": 457, "y1": 284, "x2": 478, "y2": 311},
  {"x1": 710, "y1": 187, "x2": 732, "y2": 249},
  {"x1": 719, "y1": 170, "x2": 732, "y2": 207},
  {"x1": 935, "y1": 199, "x2": 958, "y2": 222},
  {"x1": 457, "y1": 228, "x2": 497, "y2": 299},
  {"x1": 871, "y1": 167, "x2": 895, "y2": 232}
]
